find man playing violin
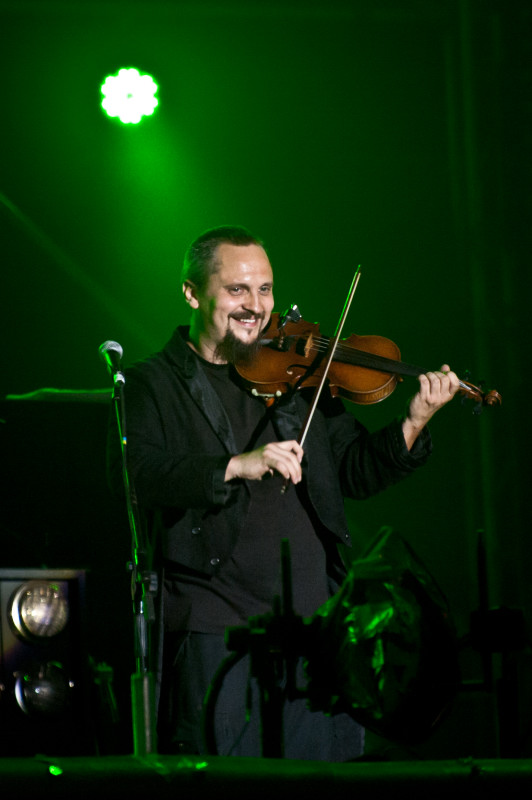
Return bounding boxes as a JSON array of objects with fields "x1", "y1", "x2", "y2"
[{"x1": 114, "y1": 225, "x2": 460, "y2": 760}]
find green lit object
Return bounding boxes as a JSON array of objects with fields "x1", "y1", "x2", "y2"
[
  {"x1": 101, "y1": 68, "x2": 158, "y2": 124},
  {"x1": 306, "y1": 527, "x2": 460, "y2": 744}
]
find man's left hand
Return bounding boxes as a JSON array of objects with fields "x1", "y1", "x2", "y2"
[{"x1": 402, "y1": 364, "x2": 460, "y2": 450}]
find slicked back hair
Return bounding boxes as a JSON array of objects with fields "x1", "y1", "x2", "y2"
[{"x1": 182, "y1": 225, "x2": 266, "y2": 290}]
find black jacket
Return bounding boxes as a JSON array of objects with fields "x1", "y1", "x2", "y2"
[{"x1": 112, "y1": 327, "x2": 432, "y2": 579}]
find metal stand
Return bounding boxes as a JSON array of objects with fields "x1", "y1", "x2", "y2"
[
  {"x1": 104, "y1": 350, "x2": 158, "y2": 756},
  {"x1": 469, "y1": 528, "x2": 526, "y2": 758},
  {"x1": 203, "y1": 539, "x2": 308, "y2": 758}
]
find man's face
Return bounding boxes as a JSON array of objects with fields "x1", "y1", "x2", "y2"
[{"x1": 185, "y1": 242, "x2": 274, "y2": 363}]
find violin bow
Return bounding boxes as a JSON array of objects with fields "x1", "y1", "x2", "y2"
[{"x1": 281, "y1": 267, "x2": 362, "y2": 493}]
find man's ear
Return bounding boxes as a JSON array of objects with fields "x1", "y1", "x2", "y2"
[{"x1": 183, "y1": 280, "x2": 199, "y2": 309}]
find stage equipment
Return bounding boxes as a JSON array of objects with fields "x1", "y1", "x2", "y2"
[
  {"x1": 306, "y1": 526, "x2": 460, "y2": 744},
  {"x1": 100, "y1": 340, "x2": 158, "y2": 756},
  {"x1": 0, "y1": 568, "x2": 91, "y2": 757},
  {"x1": 205, "y1": 527, "x2": 459, "y2": 757},
  {"x1": 101, "y1": 68, "x2": 158, "y2": 124}
]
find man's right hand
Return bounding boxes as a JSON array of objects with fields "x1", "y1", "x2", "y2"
[{"x1": 225, "y1": 440, "x2": 304, "y2": 484}]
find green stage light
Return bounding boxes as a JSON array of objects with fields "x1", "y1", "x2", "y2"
[{"x1": 101, "y1": 67, "x2": 158, "y2": 124}]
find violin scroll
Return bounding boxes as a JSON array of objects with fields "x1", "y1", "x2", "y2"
[{"x1": 459, "y1": 378, "x2": 502, "y2": 414}]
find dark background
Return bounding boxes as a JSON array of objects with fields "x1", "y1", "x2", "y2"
[{"x1": 1, "y1": 0, "x2": 530, "y2": 759}]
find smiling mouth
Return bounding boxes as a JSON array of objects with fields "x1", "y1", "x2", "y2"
[{"x1": 231, "y1": 314, "x2": 263, "y2": 327}]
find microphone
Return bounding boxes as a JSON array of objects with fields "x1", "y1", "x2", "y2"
[{"x1": 99, "y1": 340, "x2": 125, "y2": 383}]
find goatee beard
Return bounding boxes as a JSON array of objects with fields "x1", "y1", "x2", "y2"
[{"x1": 214, "y1": 324, "x2": 264, "y2": 366}]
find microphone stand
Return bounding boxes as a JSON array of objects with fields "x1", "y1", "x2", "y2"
[{"x1": 107, "y1": 360, "x2": 158, "y2": 756}]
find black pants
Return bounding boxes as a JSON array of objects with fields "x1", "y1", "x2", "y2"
[{"x1": 157, "y1": 631, "x2": 364, "y2": 761}]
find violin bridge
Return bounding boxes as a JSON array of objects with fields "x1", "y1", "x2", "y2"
[{"x1": 303, "y1": 332, "x2": 313, "y2": 360}]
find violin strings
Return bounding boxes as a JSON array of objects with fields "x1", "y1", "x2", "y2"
[
  {"x1": 299, "y1": 333, "x2": 424, "y2": 378},
  {"x1": 303, "y1": 334, "x2": 475, "y2": 391},
  {"x1": 304, "y1": 334, "x2": 376, "y2": 357},
  {"x1": 278, "y1": 330, "x2": 491, "y2": 402},
  {"x1": 304, "y1": 335, "x2": 398, "y2": 369}
]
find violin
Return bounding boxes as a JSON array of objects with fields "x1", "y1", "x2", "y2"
[{"x1": 236, "y1": 310, "x2": 502, "y2": 411}]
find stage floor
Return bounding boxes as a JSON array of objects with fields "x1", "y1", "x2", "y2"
[{"x1": 1, "y1": 754, "x2": 532, "y2": 799}]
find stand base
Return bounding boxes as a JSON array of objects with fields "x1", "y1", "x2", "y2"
[{"x1": 131, "y1": 672, "x2": 157, "y2": 756}]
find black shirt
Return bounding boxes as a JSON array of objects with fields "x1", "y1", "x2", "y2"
[{"x1": 164, "y1": 358, "x2": 330, "y2": 633}]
